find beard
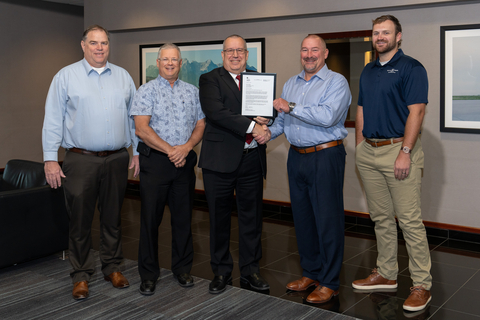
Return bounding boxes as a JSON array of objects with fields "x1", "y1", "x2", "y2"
[
  {"x1": 374, "y1": 39, "x2": 397, "y2": 54},
  {"x1": 302, "y1": 57, "x2": 318, "y2": 72}
]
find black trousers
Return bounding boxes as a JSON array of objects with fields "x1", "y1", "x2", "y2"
[
  {"x1": 138, "y1": 149, "x2": 196, "y2": 281},
  {"x1": 202, "y1": 148, "x2": 264, "y2": 277},
  {"x1": 63, "y1": 148, "x2": 129, "y2": 283}
]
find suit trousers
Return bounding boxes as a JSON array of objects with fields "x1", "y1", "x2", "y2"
[
  {"x1": 62, "y1": 148, "x2": 129, "y2": 283},
  {"x1": 202, "y1": 148, "x2": 264, "y2": 277},
  {"x1": 138, "y1": 150, "x2": 196, "y2": 281},
  {"x1": 356, "y1": 138, "x2": 432, "y2": 289},
  {"x1": 287, "y1": 144, "x2": 346, "y2": 291}
]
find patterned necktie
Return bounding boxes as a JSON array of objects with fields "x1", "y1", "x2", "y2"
[{"x1": 237, "y1": 75, "x2": 253, "y2": 144}]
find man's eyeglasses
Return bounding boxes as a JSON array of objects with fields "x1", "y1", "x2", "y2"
[
  {"x1": 223, "y1": 48, "x2": 247, "y2": 56},
  {"x1": 158, "y1": 58, "x2": 180, "y2": 63}
]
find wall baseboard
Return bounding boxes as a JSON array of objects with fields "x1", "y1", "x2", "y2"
[{"x1": 127, "y1": 182, "x2": 480, "y2": 244}]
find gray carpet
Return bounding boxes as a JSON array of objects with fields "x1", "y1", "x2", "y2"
[{"x1": 0, "y1": 253, "x2": 358, "y2": 320}]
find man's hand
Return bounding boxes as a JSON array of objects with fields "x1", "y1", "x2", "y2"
[
  {"x1": 174, "y1": 158, "x2": 186, "y2": 168},
  {"x1": 252, "y1": 123, "x2": 271, "y2": 144},
  {"x1": 253, "y1": 116, "x2": 270, "y2": 126},
  {"x1": 44, "y1": 161, "x2": 65, "y2": 189},
  {"x1": 394, "y1": 152, "x2": 411, "y2": 180},
  {"x1": 273, "y1": 98, "x2": 289, "y2": 113},
  {"x1": 129, "y1": 155, "x2": 140, "y2": 178},
  {"x1": 168, "y1": 145, "x2": 190, "y2": 167}
]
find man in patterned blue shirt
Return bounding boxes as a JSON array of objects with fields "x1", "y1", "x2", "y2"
[{"x1": 130, "y1": 43, "x2": 205, "y2": 295}]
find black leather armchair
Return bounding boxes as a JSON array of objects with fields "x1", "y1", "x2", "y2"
[{"x1": 0, "y1": 159, "x2": 69, "y2": 269}]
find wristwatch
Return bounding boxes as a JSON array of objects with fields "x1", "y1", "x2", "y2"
[
  {"x1": 288, "y1": 102, "x2": 296, "y2": 113},
  {"x1": 401, "y1": 146, "x2": 411, "y2": 154}
]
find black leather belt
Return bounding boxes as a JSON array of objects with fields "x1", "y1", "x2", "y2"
[{"x1": 243, "y1": 147, "x2": 258, "y2": 154}]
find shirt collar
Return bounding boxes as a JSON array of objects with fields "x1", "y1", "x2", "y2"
[
  {"x1": 81, "y1": 58, "x2": 111, "y2": 75},
  {"x1": 373, "y1": 48, "x2": 404, "y2": 68},
  {"x1": 229, "y1": 70, "x2": 246, "y2": 80},
  {"x1": 156, "y1": 74, "x2": 179, "y2": 87},
  {"x1": 297, "y1": 64, "x2": 329, "y2": 81}
]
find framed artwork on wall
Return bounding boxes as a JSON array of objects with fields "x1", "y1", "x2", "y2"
[
  {"x1": 441, "y1": 24, "x2": 480, "y2": 133},
  {"x1": 140, "y1": 38, "x2": 265, "y2": 87}
]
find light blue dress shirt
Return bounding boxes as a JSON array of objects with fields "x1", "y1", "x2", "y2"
[
  {"x1": 42, "y1": 59, "x2": 138, "y2": 161},
  {"x1": 129, "y1": 75, "x2": 205, "y2": 147},
  {"x1": 269, "y1": 65, "x2": 352, "y2": 147}
]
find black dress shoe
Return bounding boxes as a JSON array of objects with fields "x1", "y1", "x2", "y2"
[
  {"x1": 240, "y1": 273, "x2": 270, "y2": 290},
  {"x1": 209, "y1": 274, "x2": 232, "y2": 294},
  {"x1": 174, "y1": 273, "x2": 194, "y2": 287},
  {"x1": 139, "y1": 280, "x2": 157, "y2": 296}
]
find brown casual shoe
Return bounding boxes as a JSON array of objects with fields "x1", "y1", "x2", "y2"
[
  {"x1": 72, "y1": 281, "x2": 89, "y2": 300},
  {"x1": 403, "y1": 285, "x2": 431, "y2": 312},
  {"x1": 306, "y1": 285, "x2": 339, "y2": 304},
  {"x1": 352, "y1": 268, "x2": 397, "y2": 290},
  {"x1": 104, "y1": 271, "x2": 130, "y2": 289},
  {"x1": 286, "y1": 277, "x2": 319, "y2": 291}
]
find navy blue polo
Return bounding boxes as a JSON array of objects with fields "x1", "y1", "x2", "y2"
[{"x1": 358, "y1": 49, "x2": 428, "y2": 139}]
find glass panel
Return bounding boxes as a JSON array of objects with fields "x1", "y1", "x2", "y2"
[{"x1": 325, "y1": 37, "x2": 374, "y2": 123}]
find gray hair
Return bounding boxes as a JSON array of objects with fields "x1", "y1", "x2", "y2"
[
  {"x1": 157, "y1": 43, "x2": 182, "y2": 60},
  {"x1": 223, "y1": 34, "x2": 247, "y2": 50}
]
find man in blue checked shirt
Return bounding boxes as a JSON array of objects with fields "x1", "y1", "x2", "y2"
[
  {"x1": 42, "y1": 25, "x2": 139, "y2": 301},
  {"x1": 268, "y1": 34, "x2": 351, "y2": 304},
  {"x1": 130, "y1": 43, "x2": 205, "y2": 296}
]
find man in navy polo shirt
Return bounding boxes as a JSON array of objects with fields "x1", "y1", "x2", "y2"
[{"x1": 352, "y1": 15, "x2": 432, "y2": 313}]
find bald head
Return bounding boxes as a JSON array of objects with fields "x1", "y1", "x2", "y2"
[{"x1": 301, "y1": 35, "x2": 326, "y2": 50}]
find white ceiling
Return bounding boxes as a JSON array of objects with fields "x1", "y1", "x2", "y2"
[{"x1": 41, "y1": 0, "x2": 84, "y2": 6}]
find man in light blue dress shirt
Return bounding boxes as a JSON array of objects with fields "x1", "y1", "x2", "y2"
[
  {"x1": 42, "y1": 25, "x2": 139, "y2": 301},
  {"x1": 269, "y1": 35, "x2": 351, "y2": 304},
  {"x1": 130, "y1": 43, "x2": 205, "y2": 295}
]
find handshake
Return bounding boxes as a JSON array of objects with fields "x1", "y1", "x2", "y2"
[
  {"x1": 250, "y1": 98, "x2": 291, "y2": 145},
  {"x1": 252, "y1": 116, "x2": 271, "y2": 145}
]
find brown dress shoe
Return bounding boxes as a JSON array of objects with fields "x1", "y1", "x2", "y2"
[
  {"x1": 352, "y1": 268, "x2": 397, "y2": 290},
  {"x1": 306, "y1": 285, "x2": 339, "y2": 304},
  {"x1": 72, "y1": 281, "x2": 89, "y2": 300},
  {"x1": 286, "y1": 277, "x2": 319, "y2": 291},
  {"x1": 403, "y1": 286, "x2": 431, "y2": 312},
  {"x1": 104, "y1": 271, "x2": 130, "y2": 289}
]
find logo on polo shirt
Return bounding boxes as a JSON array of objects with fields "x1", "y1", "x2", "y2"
[{"x1": 387, "y1": 68, "x2": 398, "y2": 74}]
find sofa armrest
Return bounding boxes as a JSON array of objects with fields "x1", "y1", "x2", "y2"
[{"x1": 0, "y1": 185, "x2": 69, "y2": 269}]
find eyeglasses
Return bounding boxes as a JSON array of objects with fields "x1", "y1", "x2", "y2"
[
  {"x1": 301, "y1": 48, "x2": 322, "y2": 53},
  {"x1": 223, "y1": 48, "x2": 247, "y2": 55},
  {"x1": 158, "y1": 58, "x2": 180, "y2": 63}
]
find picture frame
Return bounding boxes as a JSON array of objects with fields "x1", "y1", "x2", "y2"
[
  {"x1": 240, "y1": 72, "x2": 277, "y2": 119},
  {"x1": 140, "y1": 38, "x2": 265, "y2": 87},
  {"x1": 441, "y1": 24, "x2": 480, "y2": 133}
]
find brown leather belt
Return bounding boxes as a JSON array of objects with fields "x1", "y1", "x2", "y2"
[
  {"x1": 69, "y1": 147, "x2": 122, "y2": 157},
  {"x1": 291, "y1": 140, "x2": 343, "y2": 154},
  {"x1": 365, "y1": 137, "x2": 404, "y2": 147}
]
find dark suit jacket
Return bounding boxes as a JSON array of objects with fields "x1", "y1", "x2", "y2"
[{"x1": 198, "y1": 67, "x2": 266, "y2": 178}]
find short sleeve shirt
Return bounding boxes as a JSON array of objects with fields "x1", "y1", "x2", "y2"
[
  {"x1": 358, "y1": 49, "x2": 428, "y2": 139},
  {"x1": 130, "y1": 75, "x2": 205, "y2": 146}
]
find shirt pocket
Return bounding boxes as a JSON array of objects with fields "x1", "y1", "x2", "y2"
[{"x1": 114, "y1": 89, "x2": 128, "y2": 109}]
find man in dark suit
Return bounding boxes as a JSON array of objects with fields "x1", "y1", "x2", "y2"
[{"x1": 198, "y1": 34, "x2": 270, "y2": 294}]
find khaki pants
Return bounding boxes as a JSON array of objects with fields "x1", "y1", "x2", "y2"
[{"x1": 356, "y1": 138, "x2": 432, "y2": 289}]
